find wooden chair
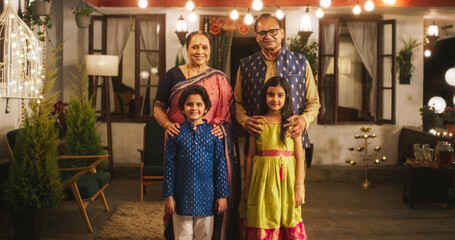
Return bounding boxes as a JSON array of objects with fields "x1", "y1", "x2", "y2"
[
  {"x1": 137, "y1": 120, "x2": 164, "y2": 202},
  {"x1": 3, "y1": 129, "x2": 111, "y2": 233}
]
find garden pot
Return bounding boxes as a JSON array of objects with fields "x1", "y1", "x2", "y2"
[
  {"x1": 76, "y1": 16, "x2": 91, "y2": 28},
  {"x1": 399, "y1": 73, "x2": 411, "y2": 84},
  {"x1": 446, "y1": 124, "x2": 455, "y2": 135},
  {"x1": 33, "y1": 1, "x2": 51, "y2": 17},
  {"x1": 12, "y1": 209, "x2": 50, "y2": 240},
  {"x1": 422, "y1": 115, "x2": 445, "y2": 132}
]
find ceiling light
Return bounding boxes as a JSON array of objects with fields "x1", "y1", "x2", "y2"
[
  {"x1": 138, "y1": 0, "x2": 148, "y2": 9},
  {"x1": 316, "y1": 6, "x2": 324, "y2": 18},
  {"x1": 364, "y1": 0, "x2": 374, "y2": 11},
  {"x1": 275, "y1": 7, "x2": 284, "y2": 20},
  {"x1": 230, "y1": 8, "x2": 239, "y2": 20},
  {"x1": 320, "y1": 0, "x2": 331, "y2": 8},
  {"x1": 252, "y1": 0, "x2": 263, "y2": 11},
  {"x1": 185, "y1": 0, "x2": 195, "y2": 11},
  {"x1": 244, "y1": 9, "x2": 254, "y2": 25},
  {"x1": 188, "y1": 10, "x2": 197, "y2": 23}
]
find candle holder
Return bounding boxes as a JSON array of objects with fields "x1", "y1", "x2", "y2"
[{"x1": 347, "y1": 127, "x2": 387, "y2": 188}]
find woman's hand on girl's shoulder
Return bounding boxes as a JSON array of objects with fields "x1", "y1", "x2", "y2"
[{"x1": 211, "y1": 124, "x2": 224, "y2": 139}]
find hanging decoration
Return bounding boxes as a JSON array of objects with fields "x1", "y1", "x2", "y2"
[
  {"x1": 0, "y1": 0, "x2": 43, "y2": 113},
  {"x1": 238, "y1": 24, "x2": 249, "y2": 35}
]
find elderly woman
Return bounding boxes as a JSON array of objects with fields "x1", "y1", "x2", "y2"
[{"x1": 154, "y1": 31, "x2": 240, "y2": 240}]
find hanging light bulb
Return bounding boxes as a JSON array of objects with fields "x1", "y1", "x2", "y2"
[
  {"x1": 316, "y1": 6, "x2": 324, "y2": 18},
  {"x1": 424, "y1": 49, "x2": 431, "y2": 57},
  {"x1": 138, "y1": 0, "x2": 148, "y2": 9},
  {"x1": 185, "y1": 0, "x2": 195, "y2": 11},
  {"x1": 353, "y1": 1, "x2": 361, "y2": 15},
  {"x1": 383, "y1": 0, "x2": 396, "y2": 4},
  {"x1": 275, "y1": 7, "x2": 284, "y2": 20},
  {"x1": 244, "y1": 9, "x2": 254, "y2": 25},
  {"x1": 230, "y1": 8, "x2": 239, "y2": 20},
  {"x1": 252, "y1": 0, "x2": 263, "y2": 11},
  {"x1": 320, "y1": 0, "x2": 331, "y2": 8},
  {"x1": 300, "y1": 7, "x2": 312, "y2": 32},
  {"x1": 188, "y1": 9, "x2": 197, "y2": 23},
  {"x1": 364, "y1": 0, "x2": 374, "y2": 11}
]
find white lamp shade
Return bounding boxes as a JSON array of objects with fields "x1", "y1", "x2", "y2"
[
  {"x1": 428, "y1": 96, "x2": 446, "y2": 113},
  {"x1": 85, "y1": 55, "x2": 119, "y2": 76},
  {"x1": 445, "y1": 68, "x2": 455, "y2": 86}
]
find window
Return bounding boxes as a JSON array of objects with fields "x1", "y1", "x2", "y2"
[
  {"x1": 318, "y1": 16, "x2": 396, "y2": 125},
  {"x1": 89, "y1": 15, "x2": 165, "y2": 122}
]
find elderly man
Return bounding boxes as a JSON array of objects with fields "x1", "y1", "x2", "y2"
[{"x1": 234, "y1": 13, "x2": 320, "y2": 153}]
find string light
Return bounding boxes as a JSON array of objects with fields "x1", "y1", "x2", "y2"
[
  {"x1": 316, "y1": 6, "x2": 324, "y2": 18},
  {"x1": 252, "y1": 0, "x2": 263, "y2": 11},
  {"x1": 364, "y1": 0, "x2": 374, "y2": 11},
  {"x1": 244, "y1": 9, "x2": 254, "y2": 25},
  {"x1": 185, "y1": 0, "x2": 195, "y2": 11},
  {"x1": 230, "y1": 8, "x2": 239, "y2": 20},
  {"x1": 275, "y1": 7, "x2": 284, "y2": 20},
  {"x1": 188, "y1": 9, "x2": 197, "y2": 23},
  {"x1": 320, "y1": 0, "x2": 331, "y2": 8},
  {"x1": 353, "y1": 1, "x2": 361, "y2": 15},
  {"x1": 300, "y1": 7, "x2": 312, "y2": 32},
  {"x1": 424, "y1": 49, "x2": 431, "y2": 57},
  {"x1": 383, "y1": 0, "x2": 396, "y2": 4},
  {"x1": 138, "y1": 0, "x2": 148, "y2": 9}
]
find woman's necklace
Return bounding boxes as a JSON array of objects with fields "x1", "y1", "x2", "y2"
[{"x1": 187, "y1": 65, "x2": 207, "y2": 86}]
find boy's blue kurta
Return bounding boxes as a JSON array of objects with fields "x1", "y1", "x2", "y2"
[{"x1": 163, "y1": 120, "x2": 229, "y2": 216}]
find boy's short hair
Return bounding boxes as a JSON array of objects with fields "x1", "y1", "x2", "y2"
[{"x1": 178, "y1": 85, "x2": 212, "y2": 114}]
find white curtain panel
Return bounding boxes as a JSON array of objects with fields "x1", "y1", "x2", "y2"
[
  {"x1": 346, "y1": 21, "x2": 377, "y2": 117},
  {"x1": 104, "y1": 18, "x2": 135, "y2": 110}
]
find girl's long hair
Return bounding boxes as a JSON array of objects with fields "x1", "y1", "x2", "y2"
[{"x1": 258, "y1": 77, "x2": 295, "y2": 145}]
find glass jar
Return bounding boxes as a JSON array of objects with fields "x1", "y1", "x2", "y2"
[
  {"x1": 437, "y1": 142, "x2": 454, "y2": 167},
  {"x1": 434, "y1": 141, "x2": 445, "y2": 162}
]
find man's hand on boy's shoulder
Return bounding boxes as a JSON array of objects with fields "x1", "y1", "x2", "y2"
[{"x1": 215, "y1": 198, "x2": 228, "y2": 214}]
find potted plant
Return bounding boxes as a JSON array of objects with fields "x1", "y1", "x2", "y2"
[
  {"x1": 30, "y1": 0, "x2": 52, "y2": 17},
  {"x1": 287, "y1": 35, "x2": 319, "y2": 77},
  {"x1": 443, "y1": 106, "x2": 455, "y2": 134},
  {"x1": 27, "y1": 0, "x2": 53, "y2": 42},
  {"x1": 72, "y1": 5, "x2": 93, "y2": 28},
  {"x1": 396, "y1": 37, "x2": 420, "y2": 84},
  {"x1": 420, "y1": 106, "x2": 444, "y2": 131},
  {"x1": 2, "y1": 43, "x2": 64, "y2": 240},
  {"x1": 63, "y1": 52, "x2": 106, "y2": 171}
]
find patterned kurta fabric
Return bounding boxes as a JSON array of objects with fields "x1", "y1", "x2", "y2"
[
  {"x1": 239, "y1": 47, "x2": 311, "y2": 148},
  {"x1": 163, "y1": 121, "x2": 229, "y2": 216}
]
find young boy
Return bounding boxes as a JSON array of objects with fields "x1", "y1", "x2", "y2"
[{"x1": 163, "y1": 85, "x2": 229, "y2": 240}]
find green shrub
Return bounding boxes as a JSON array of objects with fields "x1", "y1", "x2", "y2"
[
  {"x1": 3, "y1": 43, "x2": 64, "y2": 210},
  {"x1": 63, "y1": 52, "x2": 106, "y2": 171}
]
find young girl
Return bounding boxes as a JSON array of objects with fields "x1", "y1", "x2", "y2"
[
  {"x1": 163, "y1": 85, "x2": 229, "y2": 240},
  {"x1": 239, "y1": 77, "x2": 307, "y2": 239}
]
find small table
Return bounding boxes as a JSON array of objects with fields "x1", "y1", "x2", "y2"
[{"x1": 403, "y1": 163, "x2": 455, "y2": 209}]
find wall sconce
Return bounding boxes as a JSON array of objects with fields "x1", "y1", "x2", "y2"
[
  {"x1": 426, "y1": 21, "x2": 439, "y2": 47},
  {"x1": 298, "y1": 7, "x2": 312, "y2": 43},
  {"x1": 175, "y1": 15, "x2": 188, "y2": 46}
]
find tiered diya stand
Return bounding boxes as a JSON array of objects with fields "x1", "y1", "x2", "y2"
[{"x1": 347, "y1": 127, "x2": 387, "y2": 188}]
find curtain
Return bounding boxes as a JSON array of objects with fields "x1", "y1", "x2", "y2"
[
  {"x1": 346, "y1": 21, "x2": 377, "y2": 117},
  {"x1": 321, "y1": 23, "x2": 336, "y2": 118},
  {"x1": 105, "y1": 17, "x2": 135, "y2": 111},
  {"x1": 202, "y1": 17, "x2": 233, "y2": 73},
  {"x1": 139, "y1": 20, "x2": 160, "y2": 116}
]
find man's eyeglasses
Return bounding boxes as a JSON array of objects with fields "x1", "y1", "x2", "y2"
[{"x1": 256, "y1": 29, "x2": 280, "y2": 38}]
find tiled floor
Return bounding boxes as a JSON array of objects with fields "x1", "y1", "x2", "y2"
[{"x1": 1, "y1": 175, "x2": 455, "y2": 239}]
